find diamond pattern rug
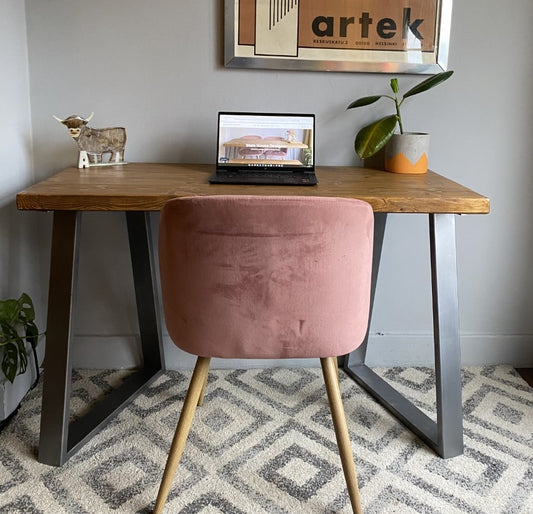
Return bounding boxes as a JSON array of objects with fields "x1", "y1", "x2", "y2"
[{"x1": 0, "y1": 366, "x2": 532, "y2": 513}]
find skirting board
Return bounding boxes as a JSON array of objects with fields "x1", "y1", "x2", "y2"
[{"x1": 71, "y1": 333, "x2": 533, "y2": 369}]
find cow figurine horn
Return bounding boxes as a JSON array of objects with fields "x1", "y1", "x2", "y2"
[{"x1": 53, "y1": 112, "x2": 94, "y2": 124}]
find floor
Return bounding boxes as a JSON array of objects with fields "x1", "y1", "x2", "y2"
[{"x1": 516, "y1": 368, "x2": 533, "y2": 387}]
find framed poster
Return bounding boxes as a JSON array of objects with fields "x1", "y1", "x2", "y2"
[{"x1": 225, "y1": 0, "x2": 453, "y2": 74}]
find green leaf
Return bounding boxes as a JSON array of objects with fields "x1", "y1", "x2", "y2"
[
  {"x1": 26, "y1": 322, "x2": 39, "y2": 347},
  {"x1": 2, "y1": 343, "x2": 18, "y2": 383},
  {"x1": 390, "y1": 78, "x2": 399, "y2": 94},
  {"x1": 0, "y1": 292, "x2": 42, "y2": 382},
  {"x1": 403, "y1": 70, "x2": 454, "y2": 99},
  {"x1": 355, "y1": 115, "x2": 398, "y2": 159},
  {"x1": 15, "y1": 336, "x2": 28, "y2": 374},
  {"x1": 0, "y1": 299, "x2": 19, "y2": 326},
  {"x1": 18, "y1": 293, "x2": 35, "y2": 322},
  {"x1": 347, "y1": 95, "x2": 385, "y2": 110}
]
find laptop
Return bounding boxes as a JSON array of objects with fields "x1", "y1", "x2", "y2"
[{"x1": 209, "y1": 112, "x2": 317, "y2": 185}]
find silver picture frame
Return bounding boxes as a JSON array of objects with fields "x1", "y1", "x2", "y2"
[{"x1": 225, "y1": 0, "x2": 453, "y2": 74}]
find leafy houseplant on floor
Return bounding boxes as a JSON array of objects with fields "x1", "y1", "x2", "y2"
[
  {"x1": 0, "y1": 293, "x2": 42, "y2": 426},
  {"x1": 347, "y1": 70, "x2": 453, "y2": 173}
]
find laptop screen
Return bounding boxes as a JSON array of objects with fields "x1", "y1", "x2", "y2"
[{"x1": 216, "y1": 112, "x2": 315, "y2": 172}]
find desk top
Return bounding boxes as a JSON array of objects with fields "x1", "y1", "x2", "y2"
[{"x1": 16, "y1": 163, "x2": 490, "y2": 214}]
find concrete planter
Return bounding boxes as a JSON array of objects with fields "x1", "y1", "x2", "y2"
[
  {"x1": 0, "y1": 344, "x2": 41, "y2": 421},
  {"x1": 385, "y1": 133, "x2": 430, "y2": 174}
]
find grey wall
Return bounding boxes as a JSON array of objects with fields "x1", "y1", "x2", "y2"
[
  {"x1": 6, "y1": 0, "x2": 532, "y2": 368},
  {"x1": 1, "y1": 0, "x2": 49, "y2": 321}
]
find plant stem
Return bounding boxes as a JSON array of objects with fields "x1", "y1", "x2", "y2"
[{"x1": 395, "y1": 96, "x2": 404, "y2": 134}]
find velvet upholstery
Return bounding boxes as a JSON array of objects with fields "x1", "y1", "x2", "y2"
[{"x1": 158, "y1": 195, "x2": 374, "y2": 360}]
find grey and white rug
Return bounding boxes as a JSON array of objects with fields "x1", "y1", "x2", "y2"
[{"x1": 0, "y1": 366, "x2": 532, "y2": 513}]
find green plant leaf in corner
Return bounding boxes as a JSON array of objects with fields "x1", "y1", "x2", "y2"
[
  {"x1": 403, "y1": 70, "x2": 454, "y2": 99},
  {"x1": 347, "y1": 95, "x2": 385, "y2": 110},
  {"x1": 19, "y1": 293, "x2": 36, "y2": 322},
  {"x1": 2, "y1": 343, "x2": 18, "y2": 383},
  {"x1": 355, "y1": 115, "x2": 398, "y2": 159},
  {"x1": 0, "y1": 292, "x2": 42, "y2": 383}
]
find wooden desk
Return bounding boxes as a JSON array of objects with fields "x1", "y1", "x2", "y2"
[{"x1": 17, "y1": 163, "x2": 489, "y2": 465}]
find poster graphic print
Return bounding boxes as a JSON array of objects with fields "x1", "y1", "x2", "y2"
[{"x1": 226, "y1": 0, "x2": 452, "y2": 73}]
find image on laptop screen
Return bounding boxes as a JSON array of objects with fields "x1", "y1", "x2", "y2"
[{"x1": 216, "y1": 112, "x2": 315, "y2": 172}]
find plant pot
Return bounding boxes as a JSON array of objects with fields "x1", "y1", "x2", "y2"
[
  {"x1": 0, "y1": 341, "x2": 42, "y2": 422},
  {"x1": 385, "y1": 133, "x2": 430, "y2": 174},
  {"x1": 0, "y1": 365, "x2": 38, "y2": 421}
]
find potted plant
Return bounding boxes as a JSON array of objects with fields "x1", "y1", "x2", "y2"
[
  {"x1": 0, "y1": 293, "x2": 43, "y2": 425},
  {"x1": 347, "y1": 70, "x2": 453, "y2": 173}
]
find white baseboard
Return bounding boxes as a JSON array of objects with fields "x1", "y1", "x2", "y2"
[
  {"x1": 72, "y1": 336, "x2": 143, "y2": 369},
  {"x1": 69, "y1": 333, "x2": 533, "y2": 370},
  {"x1": 364, "y1": 333, "x2": 533, "y2": 367}
]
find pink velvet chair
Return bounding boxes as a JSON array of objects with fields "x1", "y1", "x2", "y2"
[{"x1": 154, "y1": 195, "x2": 374, "y2": 513}]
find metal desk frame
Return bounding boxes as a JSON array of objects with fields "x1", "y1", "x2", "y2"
[
  {"x1": 38, "y1": 210, "x2": 462, "y2": 466},
  {"x1": 343, "y1": 213, "x2": 463, "y2": 459},
  {"x1": 38, "y1": 211, "x2": 164, "y2": 466}
]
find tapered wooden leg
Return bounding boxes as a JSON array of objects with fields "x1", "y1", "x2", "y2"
[
  {"x1": 321, "y1": 357, "x2": 363, "y2": 514},
  {"x1": 153, "y1": 357, "x2": 211, "y2": 514},
  {"x1": 197, "y1": 370, "x2": 208, "y2": 407}
]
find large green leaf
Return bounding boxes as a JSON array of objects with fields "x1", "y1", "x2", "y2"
[
  {"x1": 355, "y1": 115, "x2": 398, "y2": 159},
  {"x1": 26, "y1": 322, "x2": 39, "y2": 346},
  {"x1": 18, "y1": 293, "x2": 35, "y2": 323},
  {"x1": 2, "y1": 343, "x2": 19, "y2": 383},
  {"x1": 347, "y1": 95, "x2": 385, "y2": 110},
  {"x1": 0, "y1": 299, "x2": 19, "y2": 326},
  {"x1": 403, "y1": 70, "x2": 454, "y2": 99},
  {"x1": 0, "y1": 292, "x2": 41, "y2": 382}
]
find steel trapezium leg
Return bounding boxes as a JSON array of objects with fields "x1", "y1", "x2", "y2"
[
  {"x1": 430, "y1": 213, "x2": 463, "y2": 458},
  {"x1": 67, "y1": 213, "x2": 164, "y2": 460},
  {"x1": 125, "y1": 211, "x2": 165, "y2": 374},
  {"x1": 344, "y1": 213, "x2": 387, "y2": 368},
  {"x1": 39, "y1": 211, "x2": 165, "y2": 466},
  {"x1": 38, "y1": 211, "x2": 81, "y2": 466},
  {"x1": 343, "y1": 211, "x2": 440, "y2": 451},
  {"x1": 343, "y1": 213, "x2": 464, "y2": 458}
]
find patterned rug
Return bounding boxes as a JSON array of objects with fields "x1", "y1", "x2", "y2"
[{"x1": 0, "y1": 366, "x2": 532, "y2": 513}]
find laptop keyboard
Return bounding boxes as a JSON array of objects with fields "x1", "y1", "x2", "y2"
[{"x1": 211, "y1": 171, "x2": 317, "y2": 185}]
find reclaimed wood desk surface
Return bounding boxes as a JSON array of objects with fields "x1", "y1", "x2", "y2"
[{"x1": 16, "y1": 163, "x2": 489, "y2": 214}]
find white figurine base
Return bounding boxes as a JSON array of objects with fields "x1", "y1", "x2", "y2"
[{"x1": 78, "y1": 151, "x2": 127, "y2": 169}]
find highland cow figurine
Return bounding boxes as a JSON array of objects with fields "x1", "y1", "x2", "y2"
[{"x1": 53, "y1": 112, "x2": 126, "y2": 167}]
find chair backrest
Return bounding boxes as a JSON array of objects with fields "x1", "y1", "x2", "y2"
[{"x1": 158, "y1": 195, "x2": 373, "y2": 359}]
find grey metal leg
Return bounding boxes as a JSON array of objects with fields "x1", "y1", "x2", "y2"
[
  {"x1": 430, "y1": 213, "x2": 463, "y2": 457},
  {"x1": 38, "y1": 211, "x2": 164, "y2": 466},
  {"x1": 342, "y1": 213, "x2": 388, "y2": 368},
  {"x1": 38, "y1": 211, "x2": 80, "y2": 465},
  {"x1": 343, "y1": 213, "x2": 463, "y2": 458},
  {"x1": 126, "y1": 211, "x2": 165, "y2": 374}
]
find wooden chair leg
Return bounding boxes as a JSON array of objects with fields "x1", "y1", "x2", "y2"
[
  {"x1": 153, "y1": 356, "x2": 211, "y2": 514},
  {"x1": 197, "y1": 370, "x2": 208, "y2": 407},
  {"x1": 321, "y1": 357, "x2": 363, "y2": 514}
]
